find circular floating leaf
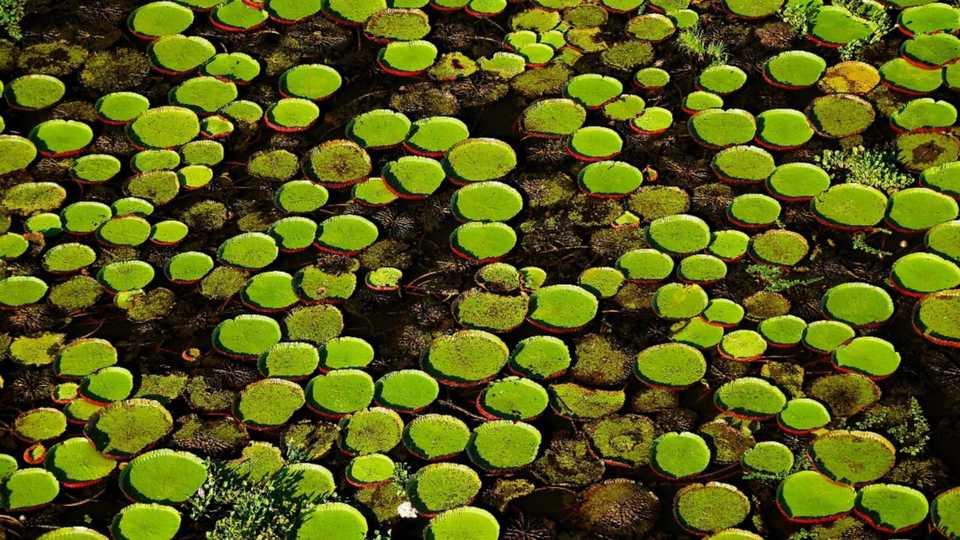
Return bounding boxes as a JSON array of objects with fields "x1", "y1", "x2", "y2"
[
  {"x1": 902, "y1": 33, "x2": 960, "y2": 67},
  {"x1": 914, "y1": 288, "x2": 960, "y2": 347},
  {"x1": 715, "y1": 377, "x2": 786, "y2": 419},
  {"x1": 275, "y1": 181, "x2": 329, "y2": 215},
  {"x1": 284, "y1": 304, "x2": 344, "y2": 345},
  {"x1": 766, "y1": 162, "x2": 830, "y2": 201},
  {"x1": 169, "y1": 76, "x2": 237, "y2": 114},
  {"x1": 383, "y1": 156, "x2": 445, "y2": 199},
  {"x1": 467, "y1": 420, "x2": 540, "y2": 471},
  {"x1": 688, "y1": 109, "x2": 756, "y2": 148},
  {"x1": 741, "y1": 441, "x2": 794, "y2": 475},
  {"x1": 698, "y1": 65, "x2": 747, "y2": 94},
  {"x1": 85, "y1": 399, "x2": 173, "y2": 458},
  {"x1": 682, "y1": 91, "x2": 724, "y2": 114},
  {"x1": 0, "y1": 276, "x2": 48, "y2": 307},
  {"x1": 264, "y1": 98, "x2": 319, "y2": 132},
  {"x1": 291, "y1": 502, "x2": 367, "y2": 540},
  {"x1": 210, "y1": 0, "x2": 269, "y2": 31},
  {"x1": 727, "y1": 193, "x2": 781, "y2": 228},
  {"x1": 269, "y1": 216, "x2": 318, "y2": 253},
  {"x1": 378, "y1": 39, "x2": 437, "y2": 75},
  {"x1": 880, "y1": 57, "x2": 943, "y2": 94},
  {"x1": 148, "y1": 34, "x2": 216, "y2": 75},
  {"x1": 674, "y1": 482, "x2": 750, "y2": 534},
  {"x1": 630, "y1": 106, "x2": 674, "y2": 135},
  {"x1": 708, "y1": 230, "x2": 750, "y2": 262},
  {"x1": 711, "y1": 145, "x2": 776, "y2": 184},
  {"x1": 508, "y1": 335, "x2": 571, "y2": 380},
  {"x1": 634, "y1": 67, "x2": 670, "y2": 91},
  {"x1": 892, "y1": 98, "x2": 957, "y2": 133},
  {"x1": 213, "y1": 314, "x2": 282, "y2": 358},
  {"x1": 634, "y1": 343, "x2": 706, "y2": 389},
  {"x1": 98, "y1": 261, "x2": 155, "y2": 292},
  {"x1": 764, "y1": 50, "x2": 826, "y2": 89},
  {"x1": 807, "y1": 94, "x2": 875, "y2": 138},
  {"x1": 616, "y1": 248, "x2": 674, "y2": 283},
  {"x1": 241, "y1": 271, "x2": 298, "y2": 312},
  {"x1": 933, "y1": 488, "x2": 960, "y2": 538},
  {"x1": 478, "y1": 377, "x2": 548, "y2": 420},
  {"x1": 758, "y1": 315, "x2": 807, "y2": 347},
  {"x1": 750, "y1": 229, "x2": 809, "y2": 267},
  {"x1": 111, "y1": 503, "x2": 182, "y2": 540},
  {"x1": 564, "y1": 73, "x2": 623, "y2": 109},
  {"x1": 897, "y1": 132, "x2": 960, "y2": 172},
  {"x1": 280, "y1": 64, "x2": 342, "y2": 101},
  {"x1": 423, "y1": 507, "x2": 499, "y2": 540},
  {"x1": 818, "y1": 60, "x2": 880, "y2": 94},
  {"x1": 410, "y1": 463, "x2": 481, "y2": 513},
  {"x1": 218, "y1": 232, "x2": 278, "y2": 269},
  {"x1": 237, "y1": 378, "x2": 305, "y2": 428},
  {"x1": 718, "y1": 330, "x2": 768, "y2": 362},
  {"x1": 890, "y1": 252, "x2": 960, "y2": 297},
  {"x1": 626, "y1": 13, "x2": 676, "y2": 42},
  {"x1": 822, "y1": 282, "x2": 894, "y2": 328},
  {"x1": 724, "y1": 0, "x2": 782, "y2": 17},
  {"x1": 0, "y1": 135, "x2": 37, "y2": 176},
  {"x1": 832, "y1": 336, "x2": 901, "y2": 380},
  {"x1": 96, "y1": 92, "x2": 150, "y2": 125},
  {"x1": 315, "y1": 215, "x2": 378, "y2": 255},
  {"x1": 810, "y1": 430, "x2": 896, "y2": 484},
  {"x1": 128, "y1": 1, "x2": 194, "y2": 39},
  {"x1": 128, "y1": 107, "x2": 200, "y2": 149},
  {"x1": 340, "y1": 407, "x2": 404, "y2": 455},
  {"x1": 450, "y1": 182, "x2": 523, "y2": 222},
  {"x1": 295, "y1": 266, "x2": 357, "y2": 302},
  {"x1": 888, "y1": 187, "x2": 959, "y2": 234},
  {"x1": 424, "y1": 330, "x2": 508, "y2": 386},
  {"x1": 376, "y1": 369, "x2": 439, "y2": 412},
  {"x1": 854, "y1": 483, "x2": 928, "y2": 534},
  {"x1": 602, "y1": 94, "x2": 646, "y2": 121},
  {"x1": 404, "y1": 116, "x2": 469, "y2": 157},
  {"x1": 567, "y1": 126, "x2": 623, "y2": 161},
  {"x1": 97, "y1": 216, "x2": 151, "y2": 247},
  {"x1": 756, "y1": 109, "x2": 813, "y2": 150},
  {"x1": 3, "y1": 468, "x2": 60, "y2": 511},
  {"x1": 132, "y1": 150, "x2": 180, "y2": 173},
  {"x1": 81, "y1": 367, "x2": 134, "y2": 403},
  {"x1": 345, "y1": 453, "x2": 393, "y2": 487},
  {"x1": 5, "y1": 75, "x2": 65, "y2": 111},
  {"x1": 181, "y1": 140, "x2": 224, "y2": 166},
  {"x1": 14, "y1": 408, "x2": 67, "y2": 443},
  {"x1": 454, "y1": 289, "x2": 528, "y2": 333},
  {"x1": 258, "y1": 342, "x2": 319, "y2": 379},
  {"x1": 808, "y1": 5, "x2": 876, "y2": 47},
  {"x1": 120, "y1": 449, "x2": 206, "y2": 503},
  {"x1": 364, "y1": 8, "x2": 430, "y2": 41},
  {"x1": 306, "y1": 370, "x2": 374, "y2": 417},
  {"x1": 304, "y1": 140, "x2": 371, "y2": 187},
  {"x1": 812, "y1": 184, "x2": 887, "y2": 231},
  {"x1": 899, "y1": 2, "x2": 960, "y2": 35},
  {"x1": 45, "y1": 437, "x2": 116, "y2": 487},
  {"x1": 579, "y1": 266, "x2": 625, "y2": 298},
  {"x1": 403, "y1": 414, "x2": 469, "y2": 459},
  {"x1": 927, "y1": 220, "x2": 960, "y2": 262},
  {"x1": 450, "y1": 222, "x2": 516, "y2": 262},
  {"x1": 165, "y1": 251, "x2": 213, "y2": 284},
  {"x1": 653, "y1": 282, "x2": 709, "y2": 320},
  {"x1": 777, "y1": 471, "x2": 855, "y2": 523},
  {"x1": 651, "y1": 431, "x2": 710, "y2": 479},
  {"x1": 202, "y1": 51, "x2": 260, "y2": 83},
  {"x1": 527, "y1": 284, "x2": 598, "y2": 332},
  {"x1": 444, "y1": 138, "x2": 516, "y2": 184},
  {"x1": 550, "y1": 382, "x2": 625, "y2": 419},
  {"x1": 520, "y1": 98, "x2": 586, "y2": 139},
  {"x1": 347, "y1": 109, "x2": 410, "y2": 149},
  {"x1": 778, "y1": 397, "x2": 831, "y2": 434}
]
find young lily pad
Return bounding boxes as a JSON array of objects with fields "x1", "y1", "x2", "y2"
[
  {"x1": 0, "y1": 232, "x2": 27, "y2": 260},
  {"x1": 402, "y1": 414, "x2": 469, "y2": 462},
  {"x1": 578, "y1": 266, "x2": 625, "y2": 298},
  {"x1": 682, "y1": 91, "x2": 723, "y2": 114},
  {"x1": 291, "y1": 503, "x2": 367, "y2": 540},
  {"x1": 351, "y1": 177, "x2": 398, "y2": 207},
  {"x1": 777, "y1": 470, "x2": 855, "y2": 523},
  {"x1": 724, "y1": 0, "x2": 782, "y2": 18},
  {"x1": 630, "y1": 106, "x2": 674, "y2": 135},
  {"x1": 653, "y1": 283, "x2": 709, "y2": 320},
  {"x1": 422, "y1": 507, "x2": 499, "y2": 540},
  {"x1": 44, "y1": 437, "x2": 116, "y2": 488},
  {"x1": 324, "y1": 0, "x2": 386, "y2": 25},
  {"x1": 926, "y1": 220, "x2": 960, "y2": 262},
  {"x1": 677, "y1": 254, "x2": 727, "y2": 284},
  {"x1": 424, "y1": 330, "x2": 509, "y2": 386},
  {"x1": 674, "y1": 482, "x2": 750, "y2": 535},
  {"x1": 818, "y1": 60, "x2": 881, "y2": 94},
  {"x1": 698, "y1": 65, "x2": 747, "y2": 95},
  {"x1": 199, "y1": 115, "x2": 233, "y2": 139},
  {"x1": 3, "y1": 468, "x2": 60, "y2": 511},
  {"x1": 128, "y1": 106, "x2": 200, "y2": 149},
  {"x1": 450, "y1": 222, "x2": 516, "y2": 262},
  {"x1": 634, "y1": 67, "x2": 670, "y2": 92},
  {"x1": 242, "y1": 271, "x2": 299, "y2": 312},
  {"x1": 564, "y1": 73, "x2": 623, "y2": 109},
  {"x1": 269, "y1": 216, "x2": 319, "y2": 252},
  {"x1": 892, "y1": 98, "x2": 956, "y2": 133},
  {"x1": 626, "y1": 13, "x2": 676, "y2": 42},
  {"x1": 382, "y1": 156, "x2": 445, "y2": 199},
  {"x1": 803, "y1": 319, "x2": 855, "y2": 354},
  {"x1": 812, "y1": 184, "x2": 887, "y2": 231},
  {"x1": 807, "y1": 5, "x2": 876, "y2": 48},
  {"x1": 467, "y1": 420, "x2": 541, "y2": 471},
  {"x1": 165, "y1": 251, "x2": 214, "y2": 284},
  {"x1": 634, "y1": 343, "x2": 706, "y2": 389},
  {"x1": 520, "y1": 98, "x2": 586, "y2": 139},
  {"x1": 375, "y1": 369, "x2": 438, "y2": 413},
  {"x1": 339, "y1": 407, "x2": 404, "y2": 455},
  {"x1": 651, "y1": 431, "x2": 711, "y2": 479},
  {"x1": 279, "y1": 64, "x2": 342, "y2": 101},
  {"x1": 741, "y1": 441, "x2": 794, "y2": 475},
  {"x1": 822, "y1": 282, "x2": 894, "y2": 328},
  {"x1": 128, "y1": 1, "x2": 194, "y2": 39},
  {"x1": 897, "y1": 132, "x2": 960, "y2": 172},
  {"x1": 132, "y1": 149, "x2": 180, "y2": 173},
  {"x1": 180, "y1": 140, "x2": 224, "y2": 166},
  {"x1": 899, "y1": 2, "x2": 960, "y2": 35},
  {"x1": 888, "y1": 188, "x2": 959, "y2": 235},
  {"x1": 80, "y1": 366, "x2": 135, "y2": 403},
  {"x1": 14, "y1": 408, "x2": 67, "y2": 443},
  {"x1": 202, "y1": 52, "x2": 260, "y2": 84},
  {"x1": 615, "y1": 249, "x2": 673, "y2": 283},
  {"x1": 218, "y1": 232, "x2": 278, "y2": 269},
  {"x1": 409, "y1": 463, "x2": 480, "y2": 514},
  {"x1": 404, "y1": 116, "x2": 469, "y2": 157},
  {"x1": 111, "y1": 503, "x2": 182, "y2": 540},
  {"x1": 880, "y1": 57, "x2": 943, "y2": 94},
  {"x1": 345, "y1": 453, "x2": 394, "y2": 487},
  {"x1": 450, "y1": 182, "x2": 523, "y2": 222},
  {"x1": 708, "y1": 230, "x2": 751, "y2": 262},
  {"x1": 248, "y1": 149, "x2": 298, "y2": 182},
  {"x1": 455, "y1": 289, "x2": 529, "y2": 333},
  {"x1": 527, "y1": 284, "x2": 598, "y2": 332},
  {"x1": 688, "y1": 109, "x2": 756, "y2": 149},
  {"x1": 304, "y1": 140, "x2": 372, "y2": 188},
  {"x1": 478, "y1": 377, "x2": 548, "y2": 420},
  {"x1": 933, "y1": 487, "x2": 960, "y2": 538},
  {"x1": 315, "y1": 215, "x2": 378, "y2": 255},
  {"x1": 5, "y1": 75, "x2": 65, "y2": 111},
  {"x1": 807, "y1": 94, "x2": 875, "y2": 138},
  {"x1": 210, "y1": 0, "x2": 269, "y2": 31},
  {"x1": 284, "y1": 304, "x2": 344, "y2": 345},
  {"x1": 97, "y1": 216, "x2": 152, "y2": 247},
  {"x1": 212, "y1": 314, "x2": 282, "y2": 358},
  {"x1": 29, "y1": 120, "x2": 93, "y2": 158},
  {"x1": 41, "y1": 242, "x2": 95, "y2": 275},
  {"x1": 306, "y1": 370, "x2": 374, "y2": 417},
  {"x1": 346, "y1": 109, "x2": 410, "y2": 150},
  {"x1": 95, "y1": 92, "x2": 150, "y2": 125},
  {"x1": 85, "y1": 399, "x2": 173, "y2": 458},
  {"x1": 378, "y1": 39, "x2": 438, "y2": 76},
  {"x1": 366, "y1": 267, "x2": 402, "y2": 292},
  {"x1": 363, "y1": 8, "x2": 430, "y2": 42},
  {"x1": 718, "y1": 330, "x2": 768, "y2": 361},
  {"x1": 901, "y1": 33, "x2": 960, "y2": 68},
  {"x1": 319, "y1": 337, "x2": 373, "y2": 369},
  {"x1": 726, "y1": 193, "x2": 781, "y2": 228},
  {"x1": 714, "y1": 377, "x2": 786, "y2": 419},
  {"x1": 766, "y1": 162, "x2": 830, "y2": 201},
  {"x1": 648, "y1": 214, "x2": 711, "y2": 254},
  {"x1": 711, "y1": 145, "x2": 776, "y2": 184},
  {"x1": 567, "y1": 126, "x2": 623, "y2": 162},
  {"x1": 444, "y1": 138, "x2": 517, "y2": 184},
  {"x1": 97, "y1": 260, "x2": 154, "y2": 292},
  {"x1": 169, "y1": 76, "x2": 237, "y2": 114},
  {"x1": 832, "y1": 336, "x2": 901, "y2": 379},
  {"x1": 237, "y1": 378, "x2": 305, "y2": 429},
  {"x1": 854, "y1": 484, "x2": 928, "y2": 534},
  {"x1": 147, "y1": 34, "x2": 216, "y2": 75},
  {"x1": 750, "y1": 229, "x2": 809, "y2": 267},
  {"x1": 778, "y1": 397, "x2": 831, "y2": 434},
  {"x1": 264, "y1": 98, "x2": 320, "y2": 133},
  {"x1": 758, "y1": 315, "x2": 807, "y2": 348},
  {"x1": 914, "y1": 289, "x2": 960, "y2": 347},
  {"x1": 120, "y1": 449, "x2": 206, "y2": 503},
  {"x1": 756, "y1": 109, "x2": 813, "y2": 150},
  {"x1": 808, "y1": 373, "x2": 881, "y2": 417},
  {"x1": 764, "y1": 50, "x2": 826, "y2": 90},
  {"x1": 810, "y1": 430, "x2": 895, "y2": 484},
  {"x1": 0, "y1": 276, "x2": 48, "y2": 307},
  {"x1": 125, "y1": 170, "x2": 180, "y2": 205},
  {"x1": 508, "y1": 335, "x2": 571, "y2": 380}
]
